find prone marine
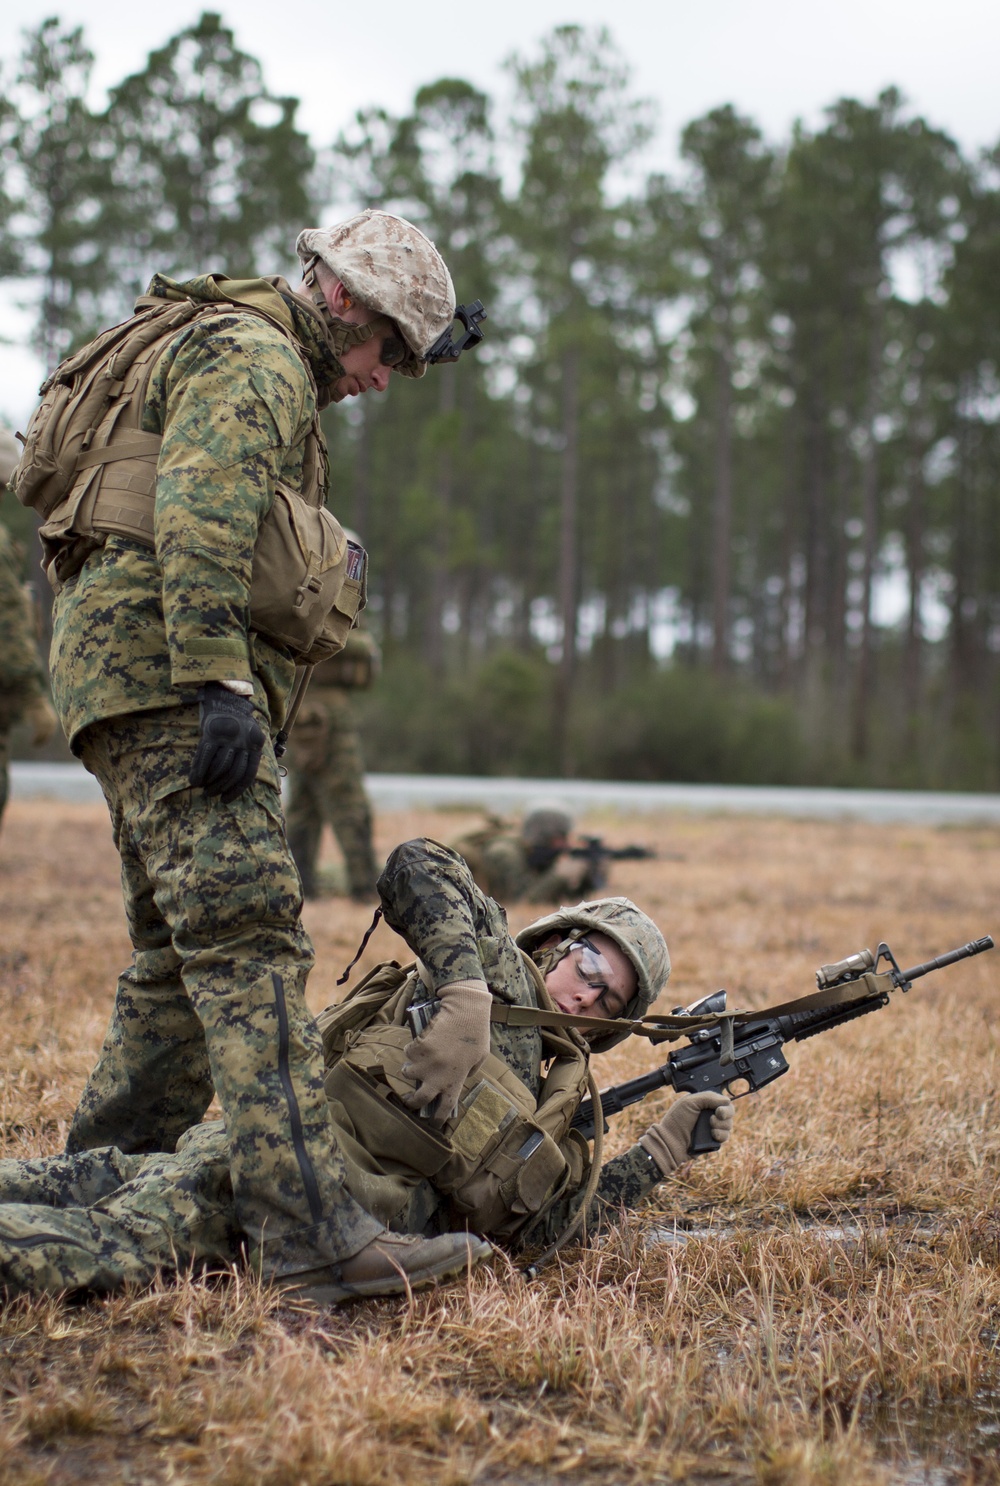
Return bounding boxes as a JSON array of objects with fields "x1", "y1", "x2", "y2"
[
  {"x1": 0, "y1": 840, "x2": 732, "y2": 1302},
  {"x1": 452, "y1": 806, "x2": 598, "y2": 904}
]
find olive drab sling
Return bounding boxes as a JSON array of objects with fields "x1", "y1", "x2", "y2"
[
  {"x1": 315, "y1": 957, "x2": 595, "y2": 1245},
  {"x1": 12, "y1": 288, "x2": 365, "y2": 666}
]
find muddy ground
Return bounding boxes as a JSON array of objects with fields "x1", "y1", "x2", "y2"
[{"x1": 0, "y1": 798, "x2": 997, "y2": 1484}]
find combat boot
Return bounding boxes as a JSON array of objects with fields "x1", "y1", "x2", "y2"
[{"x1": 276, "y1": 1230, "x2": 491, "y2": 1304}]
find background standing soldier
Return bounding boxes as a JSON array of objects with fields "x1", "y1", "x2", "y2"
[
  {"x1": 11, "y1": 210, "x2": 488, "y2": 1295},
  {"x1": 0, "y1": 429, "x2": 57, "y2": 830},
  {"x1": 285, "y1": 581, "x2": 380, "y2": 902}
]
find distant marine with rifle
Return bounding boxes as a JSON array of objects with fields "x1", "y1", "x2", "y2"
[
  {"x1": 284, "y1": 592, "x2": 381, "y2": 902},
  {"x1": 451, "y1": 805, "x2": 655, "y2": 904}
]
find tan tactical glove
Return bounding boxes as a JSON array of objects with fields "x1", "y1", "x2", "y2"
[
  {"x1": 401, "y1": 978, "x2": 492, "y2": 1124},
  {"x1": 638, "y1": 1091, "x2": 734, "y2": 1176},
  {"x1": 22, "y1": 694, "x2": 57, "y2": 747}
]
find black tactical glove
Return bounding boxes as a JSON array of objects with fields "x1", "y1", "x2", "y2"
[{"x1": 189, "y1": 682, "x2": 265, "y2": 804}]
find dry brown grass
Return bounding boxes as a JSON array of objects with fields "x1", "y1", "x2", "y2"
[{"x1": 0, "y1": 798, "x2": 998, "y2": 1484}]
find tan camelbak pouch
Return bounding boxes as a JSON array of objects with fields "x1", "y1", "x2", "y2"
[{"x1": 248, "y1": 487, "x2": 366, "y2": 664}]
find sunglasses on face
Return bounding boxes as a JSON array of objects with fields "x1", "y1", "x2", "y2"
[{"x1": 379, "y1": 330, "x2": 408, "y2": 368}]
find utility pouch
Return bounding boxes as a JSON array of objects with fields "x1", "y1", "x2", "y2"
[
  {"x1": 248, "y1": 484, "x2": 365, "y2": 664},
  {"x1": 324, "y1": 1057, "x2": 452, "y2": 1180}
]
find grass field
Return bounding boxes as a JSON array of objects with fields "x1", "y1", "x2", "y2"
[{"x1": 0, "y1": 798, "x2": 998, "y2": 1485}]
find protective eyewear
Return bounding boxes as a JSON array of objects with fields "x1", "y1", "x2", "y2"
[
  {"x1": 379, "y1": 329, "x2": 408, "y2": 368},
  {"x1": 569, "y1": 938, "x2": 621, "y2": 998}
]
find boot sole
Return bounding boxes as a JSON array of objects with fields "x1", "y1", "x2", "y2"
[{"x1": 283, "y1": 1237, "x2": 493, "y2": 1306}]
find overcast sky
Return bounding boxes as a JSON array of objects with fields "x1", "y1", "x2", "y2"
[{"x1": 1, "y1": 0, "x2": 998, "y2": 422}]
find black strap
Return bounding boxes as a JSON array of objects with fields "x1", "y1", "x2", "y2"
[{"x1": 336, "y1": 908, "x2": 383, "y2": 986}]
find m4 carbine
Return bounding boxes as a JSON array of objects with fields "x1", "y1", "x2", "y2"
[
  {"x1": 572, "y1": 935, "x2": 994, "y2": 1153},
  {"x1": 566, "y1": 836, "x2": 656, "y2": 890}
]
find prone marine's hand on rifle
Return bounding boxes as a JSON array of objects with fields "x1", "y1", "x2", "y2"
[
  {"x1": 638, "y1": 1091, "x2": 734, "y2": 1175},
  {"x1": 401, "y1": 978, "x2": 492, "y2": 1125},
  {"x1": 190, "y1": 682, "x2": 265, "y2": 804}
]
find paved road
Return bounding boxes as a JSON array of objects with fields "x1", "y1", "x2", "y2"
[{"x1": 10, "y1": 762, "x2": 1000, "y2": 826}]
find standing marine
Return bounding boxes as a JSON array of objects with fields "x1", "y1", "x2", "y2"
[
  {"x1": 0, "y1": 839, "x2": 733, "y2": 1301},
  {"x1": 10, "y1": 211, "x2": 488, "y2": 1295},
  {"x1": 0, "y1": 429, "x2": 57, "y2": 828},
  {"x1": 284, "y1": 595, "x2": 380, "y2": 901}
]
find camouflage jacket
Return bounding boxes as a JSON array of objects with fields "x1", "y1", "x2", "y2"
[
  {"x1": 376, "y1": 839, "x2": 663, "y2": 1243},
  {"x1": 48, "y1": 274, "x2": 341, "y2": 761},
  {"x1": 0, "y1": 524, "x2": 46, "y2": 726}
]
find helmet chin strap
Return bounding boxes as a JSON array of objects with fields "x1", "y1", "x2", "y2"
[
  {"x1": 531, "y1": 929, "x2": 587, "y2": 979},
  {"x1": 301, "y1": 257, "x2": 393, "y2": 362}
]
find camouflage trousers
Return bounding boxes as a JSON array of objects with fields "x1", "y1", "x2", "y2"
[
  {"x1": 284, "y1": 688, "x2": 376, "y2": 898},
  {"x1": 0, "y1": 1123, "x2": 240, "y2": 1296},
  {"x1": 67, "y1": 707, "x2": 381, "y2": 1278}
]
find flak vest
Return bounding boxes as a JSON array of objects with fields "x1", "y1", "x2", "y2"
[
  {"x1": 13, "y1": 279, "x2": 364, "y2": 665},
  {"x1": 316, "y1": 957, "x2": 595, "y2": 1244}
]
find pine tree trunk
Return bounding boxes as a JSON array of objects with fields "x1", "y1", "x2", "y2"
[
  {"x1": 711, "y1": 320, "x2": 734, "y2": 673},
  {"x1": 851, "y1": 304, "x2": 884, "y2": 762},
  {"x1": 553, "y1": 346, "x2": 580, "y2": 775},
  {"x1": 425, "y1": 372, "x2": 457, "y2": 676}
]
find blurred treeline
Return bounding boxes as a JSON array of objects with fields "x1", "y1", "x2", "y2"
[{"x1": 2, "y1": 15, "x2": 1000, "y2": 788}]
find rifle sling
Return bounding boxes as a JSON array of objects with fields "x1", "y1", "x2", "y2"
[{"x1": 488, "y1": 971, "x2": 887, "y2": 1041}]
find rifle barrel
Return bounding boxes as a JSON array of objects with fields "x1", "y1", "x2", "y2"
[{"x1": 899, "y1": 935, "x2": 994, "y2": 984}]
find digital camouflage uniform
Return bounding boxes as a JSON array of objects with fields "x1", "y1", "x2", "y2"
[
  {"x1": 451, "y1": 821, "x2": 599, "y2": 906},
  {"x1": 285, "y1": 631, "x2": 379, "y2": 899},
  {"x1": 0, "y1": 842, "x2": 664, "y2": 1296},
  {"x1": 0, "y1": 524, "x2": 51, "y2": 825},
  {"x1": 47, "y1": 274, "x2": 383, "y2": 1278}
]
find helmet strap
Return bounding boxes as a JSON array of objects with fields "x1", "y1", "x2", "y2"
[
  {"x1": 530, "y1": 929, "x2": 587, "y2": 979},
  {"x1": 302, "y1": 258, "x2": 393, "y2": 361}
]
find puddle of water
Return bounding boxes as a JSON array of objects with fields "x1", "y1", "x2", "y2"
[
  {"x1": 877, "y1": 1391, "x2": 1000, "y2": 1485},
  {"x1": 646, "y1": 1220, "x2": 941, "y2": 1248},
  {"x1": 644, "y1": 1219, "x2": 998, "y2": 1484}
]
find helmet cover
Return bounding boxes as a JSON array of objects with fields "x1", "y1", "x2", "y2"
[
  {"x1": 296, "y1": 210, "x2": 456, "y2": 378},
  {"x1": 521, "y1": 806, "x2": 573, "y2": 847},
  {"x1": 517, "y1": 896, "x2": 671, "y2": 1052}
]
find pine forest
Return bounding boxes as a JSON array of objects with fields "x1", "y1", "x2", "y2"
[{"x1": 2, "y1": 14, "x2": 1000, "y2": 790}]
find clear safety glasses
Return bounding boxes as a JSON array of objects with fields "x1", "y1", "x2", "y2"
[{"x1": 569, "y1": 937, "x2": 622, "y2": 999}]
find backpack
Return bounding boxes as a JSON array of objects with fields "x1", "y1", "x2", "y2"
[{"x1": 13, "y1": 289, "x2": 363, "y2": 665}]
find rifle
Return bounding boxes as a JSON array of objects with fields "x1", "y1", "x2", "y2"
[
  {"x1": 572, "y1": 935, "x2": 995, "y2": 1153},
  {"x1": 566, "y1": 836, "x2": 657, "y2": 890}
]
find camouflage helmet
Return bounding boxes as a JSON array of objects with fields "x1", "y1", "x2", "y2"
[
  {"x1": 0, "y1": 428, "x2": 21, "y2": 487},
  {"x1": 520, "y1": 806, "x2": 573, "y2": 847},
  {"x1": 296, "y1": 210, "x2": 455, "y2": 378},
  {"x1": 516, "y1": 897, "x2": 670, "y2": 1052}
]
